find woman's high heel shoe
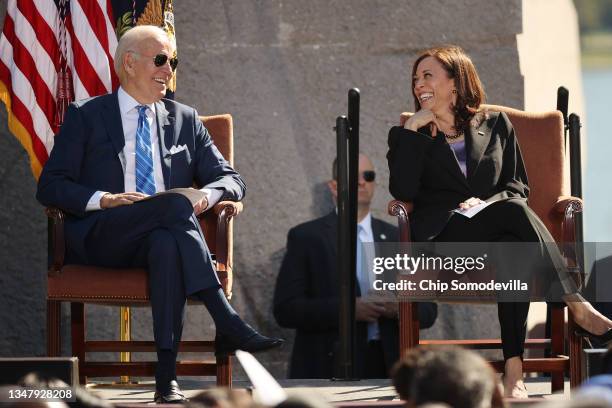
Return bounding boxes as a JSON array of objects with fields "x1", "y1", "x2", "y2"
[
  {"x1": 575, "y1": 327, "x2": 612, "y2": 347},
  {"x1": 501, "y1": 375, "x2": 528, "y2": 399}
]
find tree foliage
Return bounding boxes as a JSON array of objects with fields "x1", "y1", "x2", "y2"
[{"x1": 574, "y1": 0, "x2": 612, "y2": 33}]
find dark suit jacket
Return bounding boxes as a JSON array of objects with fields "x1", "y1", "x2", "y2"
[
  {"x1": 36, "y1": 91, "x2": 245, "y2": 262},
  {"x1": 387, "y1": 111, "x2": 529, "y2": 241},
  {"x1": 273, "y1": 212, "x2": 438, "y2": 378}
]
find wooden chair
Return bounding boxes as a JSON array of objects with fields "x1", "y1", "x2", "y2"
[
  {"x1": 388, "y1": 105, "x2": 584, "y2": 391},
  {"x1": 45, "y1": 114, "x2": 240, "y2": 386}
]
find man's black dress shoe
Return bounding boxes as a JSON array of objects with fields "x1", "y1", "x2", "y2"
[
  {"x1": 575, "y1": 327, "x2": 612, "y2": 346},
  {"x1": 215, "y1": 332, "x2": 284, "y2": 356},
  {"x1": 153, "y1": 380, "x2": 188, "y2": 404}
]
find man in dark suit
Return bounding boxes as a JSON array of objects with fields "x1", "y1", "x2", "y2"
[
  {"x1": 273, "y1": 154, "x2": 437, "y2": 379},
  {"x1": 36, "y1": 25, "x2": 282, "y2": 403}
]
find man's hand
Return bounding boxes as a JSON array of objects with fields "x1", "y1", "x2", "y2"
[
  {"x1": 100, "y1": 192, "x2": 148, "y2": 209},
  {"x1": 381, "y1": 302, "x2": 399, "y2": 319},
  {"x1": 458, "y1": 196, "x2": 485, "y2": 210},
  {"x1": 355, "y1": 298, "x2": 386, "y2": 322},
  {"x1": 193, "y1": 195, "x2": 209, "y2": 215}
]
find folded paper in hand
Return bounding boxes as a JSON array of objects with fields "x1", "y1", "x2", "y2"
[
  {"x1": 141, "y1": 188, "x2": 205, "y2": 206},
  {"x1": 452, "y1": 201, "x2": 495, "y2": 218}
]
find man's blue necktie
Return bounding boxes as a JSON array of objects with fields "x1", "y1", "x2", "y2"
[{"x1": 135, "y1": 105, "x2": 156, "y2": 195}]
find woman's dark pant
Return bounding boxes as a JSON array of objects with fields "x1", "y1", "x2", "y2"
[{"x1": 434, "y1": 198, "x2": 570, "y2": 360}]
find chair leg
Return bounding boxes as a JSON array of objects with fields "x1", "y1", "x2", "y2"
[
  {"x1": 47, "y1": 300, "x2": 61, "y2": 357},
  {"x1": 71, "y1": 302, "x2": 87, "y2": 385},
  {"x1": 399, "y1": 302, "x2": 420, "y2": 356},
  {"x1": 568, "y1": 313, "x2": 584, "y2": 389},
  {"x1": 216, "y1": 355, "x2": 232, "y2": 388},
  {"x1": 551, "y1": 372, "x2": 565, "y2": 392},
  {"x1": 550, "y1": 307, "x2": 565, "y2": 392}
]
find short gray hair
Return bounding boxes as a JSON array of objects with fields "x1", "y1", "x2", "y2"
[{"x1": 114, "y1": 25, "x2": 174, "y2": 80}]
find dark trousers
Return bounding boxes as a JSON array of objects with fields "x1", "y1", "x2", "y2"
[
  {"x1": 84, "y1": 193, "x2": 221, "y2": 351},
  {"x1": 434, "y1": 198, "x2": 571, "y2": 360},
  {"x1": 363, "y1": 340, "x2": 388, "y2": 379}
]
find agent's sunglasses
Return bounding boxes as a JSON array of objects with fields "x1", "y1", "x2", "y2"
[
  {"x1": 362, "y1": 170, "x2": 376, "y2": 182},
  {"x1": 333, "y1": 170, "x2": 376, "y2": 182},
  {"x1": 130, "y1": 51, "x2": 178, "y2": 71}
]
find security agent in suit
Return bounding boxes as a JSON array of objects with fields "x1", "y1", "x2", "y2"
[
  {"x1": 273, "y1": 154, "x2": 437, "y2": 379},
  {"x1": 36, "y1": 26, "x2": 282, "y2": 403}
]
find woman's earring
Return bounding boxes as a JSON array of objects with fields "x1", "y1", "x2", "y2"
[{"x1": 452, "y1": 89, "x2": 457, "y2": 94}]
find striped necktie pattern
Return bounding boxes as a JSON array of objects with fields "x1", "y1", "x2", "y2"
[{"x1": 135, "y1": 105, "x2": 156, "y2": 195}]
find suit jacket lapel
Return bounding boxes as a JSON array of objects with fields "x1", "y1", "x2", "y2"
[
  {"x1": 466, "y1": 115, "x2": 493, "y2": 182},
  {"x1": 155, "y1": 100, "x2": 176, "y2": 189},
  {"x1": 372, "y1": 218, "x2": 389, "y2": 244},
  {"x1": 102, "y1": 92, "x2": 126, "y2": 165}
]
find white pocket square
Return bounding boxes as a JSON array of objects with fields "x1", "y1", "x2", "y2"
[{"x1": 169, "y1": 144, "x2": 187, "y2": 155}]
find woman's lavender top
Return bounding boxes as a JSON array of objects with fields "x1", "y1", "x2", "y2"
[{"x1": 449, "y1": 139, "x2": 467, "y2": 177}]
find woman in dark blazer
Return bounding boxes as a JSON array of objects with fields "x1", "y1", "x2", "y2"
[{"x1": 387, "y1": 45, "x2": 612, "y2": 398}]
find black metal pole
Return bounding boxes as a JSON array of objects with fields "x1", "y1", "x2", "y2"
[
  {"x1": 347, "y1": 88, "x2": 360, "y2": 321},
  {"x1": 557, "y1": 86, "x2": 569, "y2": 146},
  {"x1": 569, "y1": 113, "x2": 584, "y2": 272},
  {"x1": 547, "y1": 86, "x2": 571, "y2": 358},
  {"x1": 334, "y1": 89, "x2": 360, "y2": 381},
  {"x1": 569, "y1": 114, "x2": 582, "y2": 198},
  {"x1": 335, "y1": 115, "x2": 356, "y2": 380}
]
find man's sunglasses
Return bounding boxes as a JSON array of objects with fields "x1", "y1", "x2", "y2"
[
  {"x1": 333, "y1": 170, "x2": 376, "y2": 182},
  {"x1": 362, "y1": 170, "x2": 376, "y2": 182},
  {"x1": 151, "y1": 53, "x2": 178, "y2": 71},
  {"x1": 130, "y1": 51, "x2": 179, "y2": 71}
]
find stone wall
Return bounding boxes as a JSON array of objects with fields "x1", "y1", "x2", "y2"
[{"x1": 0, "y1": 0, "x2": 580, "y2": 379}]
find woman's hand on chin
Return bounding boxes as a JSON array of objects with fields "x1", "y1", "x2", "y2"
[{"x1": 404, "y1": 109, "x2": 440, "y2": 135}]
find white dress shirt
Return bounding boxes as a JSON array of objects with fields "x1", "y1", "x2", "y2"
[
  {"x1": 86, "y1": 87, "x2": 221, "y2": 211},
  {"x1": 357, "y1": 212, "x2": 380, "y2": 341},
  {"x1": 118, "y1": 87, "x2": 165, "y2": 194}
]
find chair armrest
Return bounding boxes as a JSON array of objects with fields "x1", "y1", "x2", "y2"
[
  {"x1": 388, "y1": 200, "x2": 414, "y2": 242},
  {"x1": 45, "y1": 207, "x2": 66, "y2": 276},
  {"x1": 552, "y1": 196, "x2": 584, "y2": 286},
  {"x1": 553, "y1": 196, "x2": 583, "y2": 213},
  {"x1": 552, "y1": 196, "x2": 583, "y2": 246},
  {"x1": 212, "y1": 201, "x2": 243, "y2": 299},
  {"x1": 213, "y1": 200, "x2": 243, "y2": 216}
]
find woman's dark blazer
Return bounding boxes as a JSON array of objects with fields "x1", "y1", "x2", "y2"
[{"x1": 387, "y1": 111, "x2": 530, "y2": 241}]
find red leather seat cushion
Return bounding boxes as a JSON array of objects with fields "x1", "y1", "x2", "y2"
[{"x1": 48, "y1": 265, "x2": 149, "y2": 303}]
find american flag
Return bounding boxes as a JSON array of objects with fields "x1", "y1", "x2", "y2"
[{"x1": 0, "y1": 0, "x2": 175, "y2": 179}]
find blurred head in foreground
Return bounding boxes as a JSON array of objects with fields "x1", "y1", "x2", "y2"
[
  {"x1": 391, "y1": 346, "x2": 504, "y2": 408},
  {"x1": 275, "y1": 393, "x2": 331, "y2": 408},
  {"x1": 188, "y1": 388, "x2": 257, "y2": 408}
]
